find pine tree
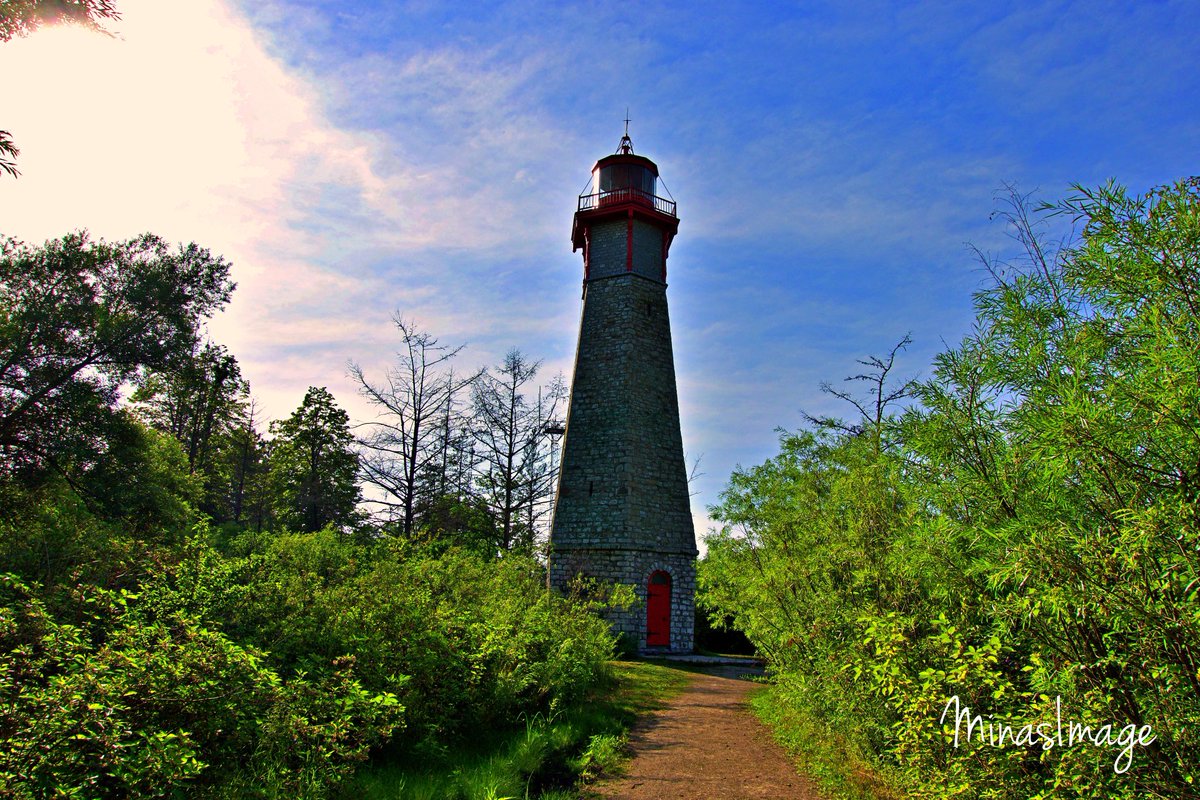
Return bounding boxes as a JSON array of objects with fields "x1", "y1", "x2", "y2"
[{"x1": 267, "y1": 387, "x2": 360, "y2": 532}]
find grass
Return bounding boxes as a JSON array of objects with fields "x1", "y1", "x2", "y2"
[
  {"x1": 347, "y1": 660, "x2": 691, "y2": 800},
  {"x1": 749, "y1": 684, "x2": 899, "y2": 800}
]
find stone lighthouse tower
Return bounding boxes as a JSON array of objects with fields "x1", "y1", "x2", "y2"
[{"x1": 548, "y1": 129, "x2": 697, "y2": 653}]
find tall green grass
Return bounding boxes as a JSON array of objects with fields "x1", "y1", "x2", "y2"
[
  {"x1": 749, "y1": 685, "x2": 896, "y2": 800},
  {"x1": 349, "y1": 661, "x2": 690, "y2": 800}
]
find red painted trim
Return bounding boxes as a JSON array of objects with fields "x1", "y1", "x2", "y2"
[
  {"x1": 626, "y1": 210, "x2": 634, "y2": 272},
  {"x1": 583, "y1": 228, "x2": 591, "y2": 281},
  {"x1": 661, "y1": 229, "x2": 668, "y2": 281}
]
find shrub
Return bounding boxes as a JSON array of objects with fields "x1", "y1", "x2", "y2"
[
  {"x1": 0, "y1": 571, "x2": 403, "y2": 799},
  {"x1": 700, "y1": 181, "x2": 1200, "y2": 798}
]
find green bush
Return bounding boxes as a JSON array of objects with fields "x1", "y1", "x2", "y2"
[
  {"x1": 0, "y1": 520, "x2": 614, "y2": 798},
  {"x1": 0, "y1": 571, "x2": 403, "y2": 799},
  {"x1": 700, "y1": 179, "x2": 1200, "y2": 799},
  {"x1": 225, "y1": 532, "x2": 614, "y2": 743}
]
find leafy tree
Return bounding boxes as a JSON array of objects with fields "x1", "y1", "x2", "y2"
[
  {"x1": 349, "y1": 316, "x2": 479, "y2": 537},
  {"x1": 267, "y1": 386, "x2": 360, "y2": 532},
  {"x1": 133, "y1": 337, "x2": 253, "y2": 520},
  {"x1": 134, "y1": 339, "x2": 248, "y2": 473},
  {"x1": 79, "y1": 410, "x2": 200, "y2": 535},
  {"x1": 899, "y1": 179, "x2": 1200, "y2": 794},
  {"x1": 0, "y1": 232, "x2": 234, "y2": 489},
  {"x1": 0, "y1": 421, "x2": 199, "y2": 588},
  {"x1": 701, "y1": 179, "x2": 1200, "y2": 799}
]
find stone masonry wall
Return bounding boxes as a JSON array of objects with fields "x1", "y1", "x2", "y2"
[
  {"x1": 631, "y1": 218, "x2": 665, "y2": 282},
  {"x1": 551, "y1": 274, "x2": 695, "y2": 554},
  {"x1": 587, "y1": 218, "x2": 626, "y2": 280},
  {"x1": 586, "y1": 217, "x2": 666, "y2": 282}
]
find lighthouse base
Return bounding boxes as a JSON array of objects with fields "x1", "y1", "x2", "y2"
[{"x1": 550, "y1": 548, "x2": 695, "y2": 654}]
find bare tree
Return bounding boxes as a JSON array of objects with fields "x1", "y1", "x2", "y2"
[
  {"x1": 802, "y1": 334, "x2": 915, "y2": 454},
  {"x1": 348, "y1": 316, "x2": 479, "y2": 537},
  {"x1": 524, "y1": 374, "x2": 567, "y2": 543},
  {"x1": 424, "y1": 366, "x2": 478, "y2": 500},
  {"x1": 471, "y1": 350, "x2": 565, "y2": 552}
]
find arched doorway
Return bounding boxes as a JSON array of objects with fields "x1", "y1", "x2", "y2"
[{"x1": 646, "y1": 571, "x2": 671, "y2": 646}]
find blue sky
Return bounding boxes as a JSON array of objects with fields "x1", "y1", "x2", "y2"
[{"x1": 2, "y1": 0, "x2": 1197, "y2": 537}]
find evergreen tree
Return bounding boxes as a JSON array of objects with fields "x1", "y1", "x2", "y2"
[{"x1": 267, "y1": 387, "x2": 360, "y2": 532}]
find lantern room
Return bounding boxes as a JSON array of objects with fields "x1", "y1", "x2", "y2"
[
  {"x1": 572, "y1": 131, "x2": 679, "y2": 281},
  {"x1": 592, "y1": 153, "x2": 658, "y2": 206}
]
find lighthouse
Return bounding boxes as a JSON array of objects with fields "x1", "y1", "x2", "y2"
[{"x1": 548, "y1": 128, "x2": 697, "y2": 653}]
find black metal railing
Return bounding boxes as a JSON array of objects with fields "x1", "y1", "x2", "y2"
[{"x1": 577, "y1": 187, "x2": 676, "y2": 218}]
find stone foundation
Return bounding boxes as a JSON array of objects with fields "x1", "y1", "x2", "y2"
[{"x1": 549, "y1": 548, "x2": 695, "y2": 653}]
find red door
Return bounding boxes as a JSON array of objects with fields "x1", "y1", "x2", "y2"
[{"x1": 646, "y1": 571, "x2": 671, "y2": 647}]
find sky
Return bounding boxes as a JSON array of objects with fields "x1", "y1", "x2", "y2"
[{"x1": 2, "y1": 0, "x2": 1198, "y2": 541}]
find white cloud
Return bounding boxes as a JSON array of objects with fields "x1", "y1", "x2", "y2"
[
  {"x1": 0, "y1": 1, "x2": 401, "y2": 416},
  {"x1": 0, "y1": 1, "x2": 573, "y2": 425}
]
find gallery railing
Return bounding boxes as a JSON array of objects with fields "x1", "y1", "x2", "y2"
[{"x1": 577, "y1": 187, "x2": 676, "y2": 218}]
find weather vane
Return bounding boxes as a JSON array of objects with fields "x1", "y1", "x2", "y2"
[{"x1": 618, "y1": 108, "x2": 634, "y2": 154}]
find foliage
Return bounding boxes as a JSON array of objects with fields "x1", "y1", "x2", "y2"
[
  {"x1": 80, "y1": 411, "x2": 202, "y2": 533},
  {"x1": 226, "y1": 532, "x2": 615, "y2": 742},
  {"x1": 0, "y1": 221, "x2": 622, "y2": 798},
  {"x1": 352, "y1": 660, "x2": 690, "y2": 800},
  {"x1": 0, "y1": 232, "x2": 233, "y2": 486},
  {"x1": 134, "y1": 338, "x2": 254, "y2": 518},
  {"x1": 410, "y1": 492, "x2": 501, "y2": 557},
  {"x1": 700, "y1": 178, "x2": 1200, "y2": 799},
  {"x1": 1, "y1": 475, "x2": 613, "y2": 799},
  {"x1": 0, "y1": 418, "x2": 198, "y2": 588},
  {"x1": 267, "y1": 387, "x2": 360, "y2": 533},
  {"x1": 0, "y1": 571, "x2": 402, "y2": 799},
  {"x1": 212, "y1": 401, "x2": 270, "y2": 528}
]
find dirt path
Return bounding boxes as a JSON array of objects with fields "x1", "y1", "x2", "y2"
[{"x1": 589, "y1": 669, "x2": 823, "y2": 800}]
